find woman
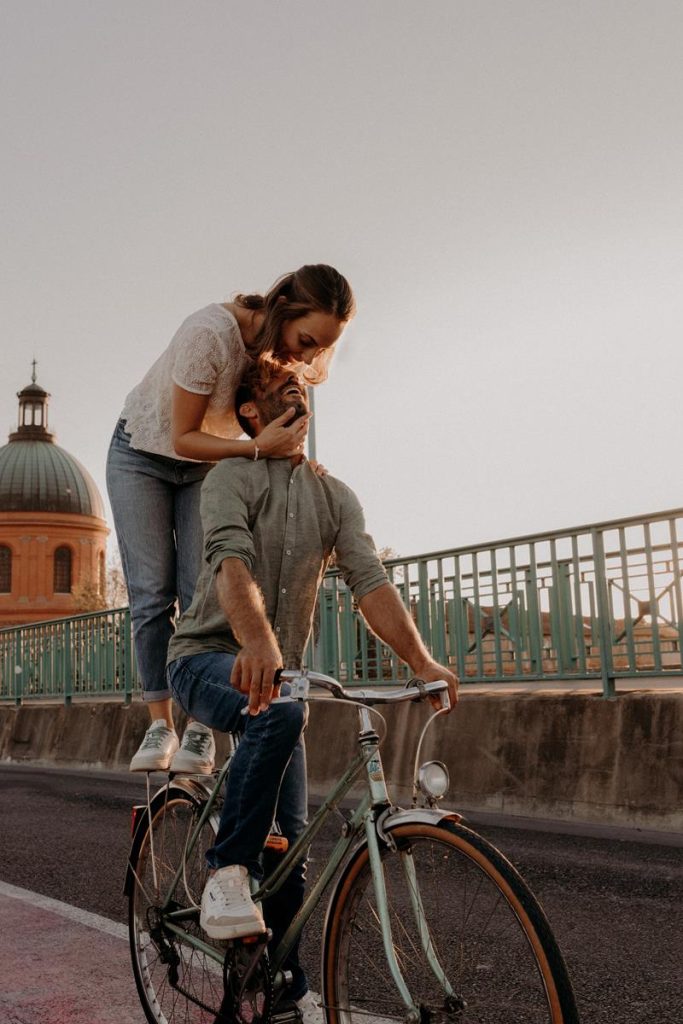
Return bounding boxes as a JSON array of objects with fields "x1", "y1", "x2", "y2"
[{"x1": 106, "y1": 264, "x2": 355, "y2": 773}]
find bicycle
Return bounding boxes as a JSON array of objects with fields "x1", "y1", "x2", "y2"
[{"x1": 126, "y1": 670, "x2": 580, "y2": 1024}]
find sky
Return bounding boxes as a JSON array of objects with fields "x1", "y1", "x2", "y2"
[{"x1": 1, "y1": 1, "x2": 682, "y2": 560}]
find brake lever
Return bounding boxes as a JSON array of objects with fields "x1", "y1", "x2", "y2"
[{"x1": 240, "y1": 673, "x2": 311, "y2": 715}]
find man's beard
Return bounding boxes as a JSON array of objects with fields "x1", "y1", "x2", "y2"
[{"x1": 259, "y1": 394, "x2": 308, "y2": 426}]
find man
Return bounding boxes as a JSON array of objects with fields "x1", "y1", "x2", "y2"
[{"x1": 166, "y1": 365, "x2": 458, "y2": 1014}]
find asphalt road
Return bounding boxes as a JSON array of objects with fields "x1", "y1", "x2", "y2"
[{"x1": 0, "y1": 764, "x2": 681, "y2": 1023}]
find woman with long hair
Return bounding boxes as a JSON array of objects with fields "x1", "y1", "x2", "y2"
[{"x1": 106, "y1": 264, "x2": 355, "y2": 772}]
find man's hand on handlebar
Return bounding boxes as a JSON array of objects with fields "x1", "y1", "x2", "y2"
[
  {"x1": 231, "y1": 640, "x2": 283, "y2": 716},
  {"x1": 413, "y1": 659, "x2": 459, "y2": 711}
]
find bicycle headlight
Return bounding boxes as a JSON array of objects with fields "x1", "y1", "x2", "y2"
[{"x1": 417, "y1": 760, "x2": 449, "y2": 800}]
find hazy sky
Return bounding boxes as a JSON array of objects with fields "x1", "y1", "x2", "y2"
[{"x1": 2, "y1": 1, "x2": 682, "y2": 558}]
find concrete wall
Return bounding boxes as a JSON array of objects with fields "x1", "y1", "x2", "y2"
[{"x1": 1, "y1": 689, "x2": 681, "y2": 832}]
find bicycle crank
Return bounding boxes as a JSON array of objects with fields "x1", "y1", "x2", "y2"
[{"x1": 215, "y1": 934, "x2": 273, "y2": 1024}]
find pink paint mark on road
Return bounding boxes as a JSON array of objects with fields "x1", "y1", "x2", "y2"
[{"x1": 0, "y1": 892, "x2": 142, "y2": 1024}]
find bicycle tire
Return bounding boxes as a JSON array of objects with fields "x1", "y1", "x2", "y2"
[
  {"x1": 322, "y1": 819, "x2": 579, "y2": 1024},
  {"x1": 128, "y1": 784, "x2": 223, "y2": 1024}
]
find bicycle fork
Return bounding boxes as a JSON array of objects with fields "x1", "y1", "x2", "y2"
[
  {"x1": 359, "y1": 702, "x2": 425, "y2": 1024},
  {"x1": 365, "y1": 817, "x2": 421, "y2": 1023},
  {"x1": 360, "y1": 705, "x2": 457, "y2": 1021}
]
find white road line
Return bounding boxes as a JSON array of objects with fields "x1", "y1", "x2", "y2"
[{"x1": 0, "y1": 879, "x2": 127, "y2": 940}]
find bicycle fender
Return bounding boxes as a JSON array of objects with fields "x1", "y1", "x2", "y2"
[
  {"x1": 123, "y1": 778, "x2": 216, "y2": 897},
  {"x1": 377, "y1": 806, "x2": 462, "y2": 842}
]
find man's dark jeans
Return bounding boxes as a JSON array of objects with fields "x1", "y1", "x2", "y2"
[{"x1": 167, "y1": 651, "x2": 309, "y2": 998}]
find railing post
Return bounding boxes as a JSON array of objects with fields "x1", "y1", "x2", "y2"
[
  {"x1": 123, "y1": 608, "x2": 134, "y2": 704},
  {"x1": 592, "y1": 529, "x2": 616, "y2": 697},
  {"x1": 525, "y1": 559, "x2": 543, "y2": 676},
  {"x1": 14, "y1": 631, "x2": 23, "y2": 706},
  {"x1": 63, "y1": 620, "x2": 73, "y2": 706}
]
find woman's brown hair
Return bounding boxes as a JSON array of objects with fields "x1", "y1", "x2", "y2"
[{"x1": 235, "y1": 264, "x2": 355, "y2": 385}]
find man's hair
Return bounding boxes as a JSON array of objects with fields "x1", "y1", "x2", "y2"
[{"x1": 235, "y1": 362, "x2": 276, "y2": 438}]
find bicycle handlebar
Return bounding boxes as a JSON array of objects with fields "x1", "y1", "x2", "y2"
[{"x1": 274, "y1": 669, "x2": 451, "y2": 711}]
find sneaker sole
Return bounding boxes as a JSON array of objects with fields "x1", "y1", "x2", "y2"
[
  {"x1": 201, "y1": 918, "x2": 267, "y2": 940},
  {"x1": 129, "y1": 760, "x2": 175, "y2": 772},
  {"x1": 169, "y1": 762, "x2": 216, "y2": 775}
]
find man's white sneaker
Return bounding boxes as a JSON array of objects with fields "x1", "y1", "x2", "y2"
[
  {"x1": 170, "y1": 722, "x2": 216, "y2": 774},
  {"x1": 129, "y1": 719, "x2": 179, "y2": 772},
  {"x1": 200, "y1": 865, "x2": 266, "y2": 940},
  {"x1": 296, "y1": 990, "x2": 326, "y2": 1024}
]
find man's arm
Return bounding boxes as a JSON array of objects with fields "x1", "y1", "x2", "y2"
[
  {"x1": 358, "y1": 583, "x2": 459, "y2": 709},
  {"x1": 215, "y1": 557, "x2": 283, "y2": 715}
]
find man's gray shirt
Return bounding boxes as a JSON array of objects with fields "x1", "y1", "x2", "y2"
[{"x1": 167, "y1": 457, "x2": 388, "y2": 668}]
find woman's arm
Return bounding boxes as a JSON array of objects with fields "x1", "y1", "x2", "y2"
[
  {"x1": 172, "y1": 386, "x2": 255, "y2": 460},
  {"x1": 171, "y1": 384, "x2": 309, "y2": 461}
]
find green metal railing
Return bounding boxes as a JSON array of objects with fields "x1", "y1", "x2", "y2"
[
  {"x1": 315, "y1": 507, "x2": 683, "y2": 697},
  {"x1": 2, "y1": 508, "x2": 683, "y2": 703},
  {"x1": 0, "y1": 607, "x2": 137, "y2": 705}
]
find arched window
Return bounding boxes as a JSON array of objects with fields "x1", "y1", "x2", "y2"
[
  {"x1": 99, "y1": 550, "x2": 106, "y2": 599},
  {"x1": 54, "y1": 546, "x2": 72, "y2": 593},
  {"x1": 0, "y1": 546, "x2": 11, "y2": 593}
]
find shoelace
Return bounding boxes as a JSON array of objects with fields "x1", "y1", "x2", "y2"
[
  {"x1": 213, "y1": 872, "x2": 250, "y2": 900},
  {"x1": 140, "y1": 727, "x2": 172, "y2": 750},
  {"x1": 182, "y1": 730, "x2": 212, "y2": 756}
]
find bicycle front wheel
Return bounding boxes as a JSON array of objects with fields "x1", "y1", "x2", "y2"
[
  {"x1": 322, "y1": 820, "x2": 579, "y2": 1024},
  {"x1": 128, "y1": 785, "x2": 223, "y2": 1024}
]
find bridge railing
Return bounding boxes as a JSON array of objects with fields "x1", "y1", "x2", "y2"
[
  {"x1": 0, "y1": 607, "x2": 137, "y2": 704},
  {"x1": 2, "y1": 507, "x2": 683, "y2": 703},
  {"x1": 314, "y1": 507, "x2": 683, "y2": 697}
]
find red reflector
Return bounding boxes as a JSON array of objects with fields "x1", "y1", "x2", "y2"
[{"x1": 265, "y1": 834, "x2": 289, "y2": 853}]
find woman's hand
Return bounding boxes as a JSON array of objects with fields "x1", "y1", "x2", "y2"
[
  {"x1": 257, "y1": 409, "x2": 312, "y2": 458},
  {"x1": 309, "y1": 460, "x2": 329, "y2": 477}
]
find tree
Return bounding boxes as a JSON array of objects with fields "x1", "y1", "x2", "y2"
[
  {"x1": 106, "y1": 549, "x2": 129, "y2": 608},
  {"x1": 71, "y1": 549, "x2": 128, "y2": 613},
  {"x1": 327, "y1": 544, "x2": 399, "y2": 571},
  {"x1": 72, "y1": 580, "x2": 108, "y2": 614}
]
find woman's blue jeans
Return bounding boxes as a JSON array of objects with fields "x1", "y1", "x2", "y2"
[
  {"x1": 106, "y1": 420, "x2": 212, "y2": 701},
  {"x1": 168, "y1": 651, "x2": 310, "y2": 998}
]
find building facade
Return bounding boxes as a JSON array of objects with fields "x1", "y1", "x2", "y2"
[{"x1": 0, "y1": 368, "x2": 109, "y2": 627}]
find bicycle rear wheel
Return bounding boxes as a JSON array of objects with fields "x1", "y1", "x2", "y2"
[
  {"x1": 128, "y1": 785, "x2": 223, "y2": 1024},
  {"x1": 322, "y1": 820, "x2": 579, "y2": 1024}
]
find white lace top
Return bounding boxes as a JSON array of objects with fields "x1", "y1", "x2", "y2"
[{"x1": 120, "y1": 304, "x2": 250, "y2": 460}]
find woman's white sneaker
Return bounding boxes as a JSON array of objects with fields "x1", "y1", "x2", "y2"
[
  {"x1": 129, "y1": 720, "x2": 179, "y2": 772},
  {"x1": 200, "y1": 865, "x2": 265, "y2": 940},
  {"x1": 170, "y1": 722, "x2": 216, "y2": 774}
]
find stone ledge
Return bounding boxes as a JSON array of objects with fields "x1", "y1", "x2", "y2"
[{"x1": 1, "y1": 690, "x2": 681, "y2": 832}]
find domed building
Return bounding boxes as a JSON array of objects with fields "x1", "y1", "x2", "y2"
[{"x1": 0, "y1": 366, "x2": 109, "y2": 626}]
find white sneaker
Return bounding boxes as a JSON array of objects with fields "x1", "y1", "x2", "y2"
[
  {"x1": 170, "y1": 722, "x2": 216, "y2": 774},
  {"x1": 296, "y1": 990, "x2": 325, "y2": 1024},
  {"x1": 129, "y1": 719, "x2": 179, "y2": 772},
  {"x1": 200, "y1": 865, "x2": 265, "y2": 940}
]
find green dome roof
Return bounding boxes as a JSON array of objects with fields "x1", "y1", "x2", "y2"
[
  {"x1": 0, "y1": 439, "x2": 105, "y2": 518},
  {"x1": 0, "y1": 367, "x2": 105, "y2": 519}
]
